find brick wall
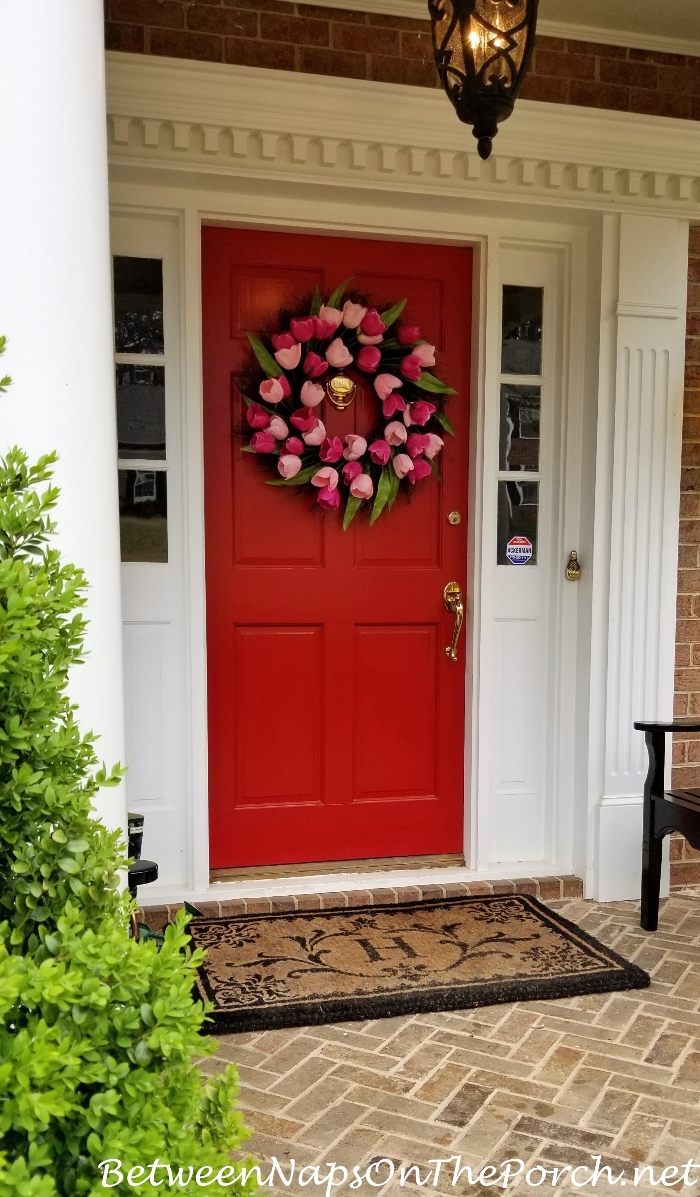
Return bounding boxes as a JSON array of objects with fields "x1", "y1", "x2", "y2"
[
  {"x1": 672, "y1": 226, "x2": 700, "y2": 888},
  {"x1": 105, "y1": 0, "x2": 700, "y2": 122},
  {"x1": 105, "y1": 0, "x2": 700, "y2": 888}
]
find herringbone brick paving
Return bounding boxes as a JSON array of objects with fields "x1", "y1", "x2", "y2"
[{"x1": 201, "y1": 893, "x2": 700, "y2": 1194}]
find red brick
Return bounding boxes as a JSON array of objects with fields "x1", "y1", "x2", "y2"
[
  {"x1": 683, "y1": 442, "x2": 700, "y2": 468},
  {"x1": 226, "y1": 0, "x2": 292, "y2": 10},
  {"x1": 688, "y1": 284, "x2": 700, "y2": 310},
  {"x1": 187, "y1": 7, "x2": 257, "y2": 37},
  {"x1": 261, "y1": 13, "x2": 330, "y2": 47},
  {"x1": 298, "y1": 45, "x2": 367, "y2": 79},
  {"x1": 535, "y1": 35, "x2": 569, "y2": 53},
  {"x1": 111, "y1": 0, "x2": 185, "y2": 28},
  {"x1": 672, "y1": 742, "x2": 688, "y2": 766},
  {"x1": 534, "y1": 49, "x2": 596, "y2": 81},
  {"x1": 400, "y1": 31, "x2": 435, "y2": 63},
  {"x1": 537, "y1": 877, "x2": 563, "y2": 899},
  {"x1": 687, "y1": 315, "x2": 700, "y2": 337},
  {"x1": 677, "y1": 570, "x2": 700, "y2": 594},
  {"x1": 677, "y1": 643, "x2": 691, "y2": 667},
  {"x1": 569, "y1": 81, "x2": 630, "y2": 112},
  {"x1": 299, "y1": 3, "x2": 365, "y2": 20},
  {"x1": 371, "y1": 55, "x2": 438, "y2": 87},
  {"x1": 332, "y1": 22, "x2": 400, "y2": 56},
  {"x1": 369, "y1": 13, "x2": 431, "y2": 33},
  {"x1": 520, "y1": 75, "x2": 570, "y2": 104},
  {"x1": 679, "y1": 494, "x2": 700, "y2": 518},
  {"x1": 670, "y1": 860, "x2": 700, "y2": 886},
  {"x1": 225, "y1": 38, "x2": 295, "y2": 70},
  {"x1": 690, "y1": 229, "x2": 700, "y2": 256},
  {"x1": 244, "y1": 897, "x2": 272, "y2": 914},
  {"x1": 629, "y1": 48, "x2": 690, "y2": 67},
  {"x1": 294, "y1": 894, "x2": 322, "y2": 910},
  {"x1": 631, "y1": 90, "x2": 693, "y2": 120},
  {"x1": 562, "y1": 876, "x2": 584, "y2": 897},
  {"x1": 657, "y1": 64, "x2": 700, "y2": 96},
  {"x1": 393, "y1": 886, "x2": 422, "y2": 903},
  {"x1": 600, "y1": 58, "x2": 657, "y2": 89},
  {"x1": 105, "y1": 21, "x2": 145, "y2": 51},
  {"x1": 567, "y1": 39, "x2": 627, "y2": 57},
  {"x1": 150, "y1": 28, "x2": 223, "y2": 60},
  {"x1": 676, "y1": 619, "x2": 700, "y2": 643},
  {"x1": 670, "y1": 765, "x2": 700, "y2": 787}
]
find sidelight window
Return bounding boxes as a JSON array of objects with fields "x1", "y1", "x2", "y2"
[{"x1": 497, "y1": 285, "x2": 543, "y2": 566}]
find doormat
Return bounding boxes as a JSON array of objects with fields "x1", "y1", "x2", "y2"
[{"x1": 190, "y1": 895, "x2": 649, "y2": 1033}]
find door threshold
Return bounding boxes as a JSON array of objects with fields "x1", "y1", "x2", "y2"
[{"x1": 210, "y1": 853, "x2": 465, "y2": 884}]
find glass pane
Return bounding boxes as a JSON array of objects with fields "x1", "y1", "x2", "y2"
[
  {"x1": 499, "y1": 384, "x2": 541, "y2": 472},
  {"x1": 114, "y1": 256, "x2": 164, "y2": 354},
  {"x1": 501, "y1": 285, "x2": 543, "y2": 375},
  {"x1": 497, "y1": 480, "x2": 538, "y2": 565},
  {"x1": 116, "y1": 364, "x2": 166, "y2": 460},
  {"x1": 119, "y1": 469, "x2": 168, "y2": 563}
]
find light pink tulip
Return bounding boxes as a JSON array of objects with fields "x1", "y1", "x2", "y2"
[
  {"x1": 303, "y1": 418, "x2": 326, "y2": 447},
  {"x1": 350, "y1": 473, "x2": 374, "y2": 500},
  {"x1": 384, "y1": 421, "x2": 407, "y2": 447},
  {"x1": 278, "y1": 454, "x2": 302, "y2": 479},
  {"x1": 319, "y1": 304, "x2": 343, "y2": 331},
  {"x1": 259, "y1": 376, "x2": 290, "y2": 405},
  {"x1": 393, "y1": 453, "x2": 413, "y2": 479},
  {"x1": 274, "y1": 344, "x2": 302, "y2": 371},
  {"x1": 300, "y1": 380, "x2": 325, "y2": 408},
  {"x1": 374, "y1": 374, "x2": 403, "y2": 402},
  {"x1": 414, "y1": 343, "x2": 436, "y2": 367},
  {"x1": 343, "y1": 434, "x2": 367, "y2": 461},
  {"x1": 357, "y1": 332, "x2": 384, "y2": 346},
  {"x1": 424, "y1": 433, "x2": 444, "y2": 459},
  {"x1": 311, "y1": 466, "x2": 339, "y2": 491},
  {"x1": 267, "y1": 416, "x2": 289, "y2": 440},
  {"x1": 325, "y1": 338, "x2": 353, "y2": 369},
  {"x1": 342, "y1": 301, "x2": 367, "y2": 328}
]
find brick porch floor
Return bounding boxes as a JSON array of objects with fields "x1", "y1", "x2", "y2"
[{"x1": 200, "y1": 892, "x2": 700, "y2": 1195}]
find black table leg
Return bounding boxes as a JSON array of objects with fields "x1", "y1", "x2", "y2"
[{"x1": 640, "y1": 729, "x2": 664, "y2": 931}]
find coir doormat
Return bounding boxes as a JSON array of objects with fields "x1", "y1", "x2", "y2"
[{"x1": 190, "y1": 895, "x2": 649, "y2": 1033}]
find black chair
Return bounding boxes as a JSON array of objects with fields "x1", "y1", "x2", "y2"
[{"x1": 634, "y1": 719, "x2": 700, "y2": 931}]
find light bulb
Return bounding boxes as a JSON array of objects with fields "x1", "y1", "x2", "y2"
[{"x1": 468, "y1": 30, "x2": 480, "y2": 47}]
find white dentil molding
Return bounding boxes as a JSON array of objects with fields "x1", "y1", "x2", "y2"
[
  {"x1": 106, "y1": 54, "x2": 700, "y2": 218},
  {"x1": 296, "y1": 0, "x2": 700, "y2": 57}
]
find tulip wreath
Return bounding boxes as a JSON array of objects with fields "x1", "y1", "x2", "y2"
[{"x1": 241, "y1": 278, "x2": 456, "y2": 528}]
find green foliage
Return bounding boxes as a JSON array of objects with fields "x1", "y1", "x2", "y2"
[
  {"x1": 0, "y1": 444, "x2": 256, "y2": 1195},
  {"x1": 0, "y1": 337, "x2": 10, "y2": 393}
]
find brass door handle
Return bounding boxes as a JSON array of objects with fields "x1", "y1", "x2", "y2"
[{"x1": 443, "y1": 581, "x2": 464, "y2": 662}]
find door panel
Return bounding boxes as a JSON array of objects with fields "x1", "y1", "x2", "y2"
[{"x1": 202, "y1": 228, "x2": 472, "y2": 868}]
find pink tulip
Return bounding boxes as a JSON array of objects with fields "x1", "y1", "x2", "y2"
[
  {"x1": 290, "y1": 317, "x2": 316, "y2": 343},
  {"x1": 342, "y1": 301, "x2": 367, "y2": 328},
  {"x1": 374, "y1": 373, "x2": 403, "y2": 402},
  {"x1": 424, "y1": 433, "x2": 444, "y2": 459},
  {"x1": 325, "y1": 338, "x2": 353, "y2": 369},
  {"x1": 400, "y1": 353, "x2": 422, "y2": 381},
  {"x1": 303, "y1": 418, "x2": 326, "y2": 447},
  {"x1": 360, "y1": 308, "x2": 387, "y2": 338},
  {"x1": 398, "y1": 324, "x2": 421, "y2": 345},
  {"x1": 350, "y1": 473, "x2": 374, "y2": 500},
  {"x1": 357, "y1": 332, "x2": 384, "y2": 346},
  {"x1": 278, "y1": 454, "x2": 302, "y2": 479},
  {"x1": 275, "y1": 344, "x2": 302, "y2": 370},
  {"x1": 290, "y1": 407, "x2": 316, "y2": 433},
  {"x1": 284, "y1": 436, "x2": 305, "y2": 455},
  {"x1": 342, "y1": 460, "x2": 363, "y2": 484},
  {"x1": 267, "y1": 416, "x2": 289, "y2": 440},
  {"x1": 320, "y1": 436, "x2": 344, "y2": 463},
  {"x1": 382, "y1": 395, "x2": 407, "y2": 418},
  {"x1": 369, "y1": 439, "x2": 391, "y2": 466},
  {"x1": 300, "y1": 380, "x2": 325, "y2": 408},
  {"x1": 246, "y1": 403, "x2": 270, "y2": 430},
  {"x1": 384, "y1": 421, "x2": 407, "y2": 447},
  {"x1": 271, "y1": 332, "x2": 296, "y2": 351},
  {"x1": 408, "y1": 458, "x2": 432, "y2": 484},
  {"x1": 318, "y1": 304, "x2": 343, "y2": 331},
  {"x1": 414, "y1": 343, "x2": 436, "y2": 367},
  {"x1": 313, "y1": 317, "x2": 337, "y2": 340},
  {"x1": 317, "y1": 485, "x2": 341, "y2": 511},
  {"x1": 250, "y1": 431, "x2": 276, "y2": 454},
  {"x1": 259, "y1": 376, "x2": 290, "y2": 404},
  {"x1": 311, "y1": 466, "x2": 339, "y2": 491},
  {"x1": 403, "y1": 400, "x2": 436, "y2": 427},
  {"x1": 343, "y1": 434, "x2": 367, "y2": 461},
  {"x1": 393, "y1": 453, "x2": 413, "y2": 479},
  {"x1": 357, "y1": 346, "x2": 381, "y2": 373},
  {"x1": 303, "y1": 351, "x2": 328, "y2": 379},
  {"x1": 407, "y1": 432, "x2": 431, "y2": 458}
]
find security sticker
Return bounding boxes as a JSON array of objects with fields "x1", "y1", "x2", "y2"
[{"x1": 505, "y1": 535, "x2": 533, "y2": 565}]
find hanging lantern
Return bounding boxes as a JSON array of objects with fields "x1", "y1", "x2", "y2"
[{"x1": 428, "y1": 0, "x2": 539, "y2": 160}]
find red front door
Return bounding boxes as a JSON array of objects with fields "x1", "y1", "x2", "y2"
[{"x1": 202, "y1": 228, "x2": 472, "y2": 869}]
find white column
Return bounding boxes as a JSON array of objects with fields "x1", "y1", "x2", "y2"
[
  {"x1": 588, "y1": 214, "x2": 688, "y2": 900},
  {"x1": 0, "y1": 3, "x2": 126, "y2": 834}
]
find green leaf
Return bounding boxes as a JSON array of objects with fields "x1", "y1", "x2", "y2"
[
  {"x1": 387, "y1": 467, "x2": 401, "y2": 511},
  {"x1": 427, "y1": 456, "x2": 442, "y2": 481},
  {"x1": 247, "y1": 332, "x2": 283, "y2": 378},
  {"x1": 415, "y1": 371, "x2": 457, "y2": 395},
  {"x1": 266, "y1": 465, "x2": 318, "y2": 487},
  {"x1": 380, "y1": 298, "x2": 407, "y2": 329},
  {"x1": 370, "y1": 466, "x2": 393, "y2": 525},
  {"x1": 241, "y1": 445, "x2": 255, "y2": 453},
  {"x1": 342, "y1": 495, "x2": 362, "y2": 530},
  {"x1": 51, "y1": 828, "x2": 67, "y2": 843},
  {"x1": 58, "y1": 856, "x2": 79, "y2": 874},
  {"x1": 433, "y1": 410, "x2": 455, "y2": 436},
  {"x1": 67, "y1": 838, "x2": 89, "y2": 853},
  {"x1": 310, "y1": 286, "x2": 322, "y2": 316},
  {"x1": 327, "y1": 277, "x2": 353, "y2": 309}
]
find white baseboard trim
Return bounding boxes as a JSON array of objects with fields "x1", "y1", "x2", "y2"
[{"x1": 594, "y1": 796, "x2": 670, "y2": 902}]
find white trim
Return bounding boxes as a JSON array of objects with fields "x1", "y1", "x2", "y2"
[
  {"x1": 284, "y1": 0, "x2": 700, "y2": 58},
  {"x1": 106, "y1": 56, "x2": 700, "y2": 219},
  {"x1": 615, "y1": 302, "x2": 680, "y2": 319}
]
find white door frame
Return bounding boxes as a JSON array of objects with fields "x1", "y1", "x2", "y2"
[{"x1": 106, "y1": 54, "x2": 695, "y2": 902}]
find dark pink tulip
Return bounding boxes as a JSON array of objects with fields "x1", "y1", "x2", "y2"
[
  {"x1": 320, "y1": 436, "x2": 344, "y2": 463},
  {"x1": 398, "y1": 324, "x2": 421, "y2": 345},
  {"x1": 360, "y1": 308, "x2": 387, "y2": 338},
  {"x1": 250, "y1": 431, "x2": 276, "y2": 454},
  {"x1": 342, "y1": 460, "x2": 363, "y2": 484},
  {"x1": 303, "y1": 351, "x2": 328, "y2": 379},
  {"x1": 369, "y1": 439, "x2": 391, "y2": 466},
  {"x1": 317, "y1": 485, "x2": 341, "y2": 511},
  {"x1": 400, "y1": 352, "x2": 422, "y2": 381},
  {"x1": 313, "y1": 317, "x2": 337, "y2": 340},
  {"x1": 290, "y1": 317, "x2": 316, "y2": 343},
  {"x1": 271, "y1": 331, "x2": 296, "y2": 351},
  {"x1": 284, "y1": 436, "x2": 305, "y2": 455},
  {"x1": 408, "y1": 458, "x2": 432, "y2": 484},
  {"x1": 406, "y1": 432, "x2": 431, "y2": 459},
  {"x1": 382, "y1": 394, "x2": 407, "y2": 419},
  {"x1": 290, "y1": 406, "x2": 317, "y2": 433},
  {"x1": 357, "y1": 346, "x2": 382, "y2": 373},
  {"x1": 406, "y1": 400, "x2": 436, "y2": 427},
  {"x1": 246, "y1": 403, "x2": 271, "y2": 429}
]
